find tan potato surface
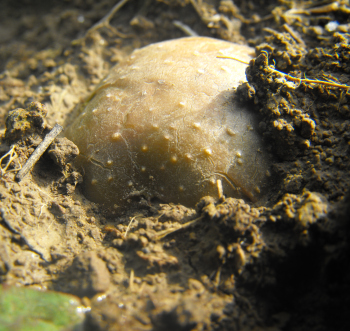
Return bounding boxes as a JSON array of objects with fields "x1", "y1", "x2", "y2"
[{"x1": 66, "y1": 37, "x2": 272, "y2": 207}]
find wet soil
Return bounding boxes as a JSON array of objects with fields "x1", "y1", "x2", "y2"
[{"x1": 1, "y1": 1, "x2": 350, "y2": 330}]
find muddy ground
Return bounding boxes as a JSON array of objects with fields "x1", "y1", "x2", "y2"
[{"x1": 0, "y1": 0, "x2": 350, "y2": 330}]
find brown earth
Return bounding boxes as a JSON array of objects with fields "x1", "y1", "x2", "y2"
[{"x1": 1, "y1": 1, "x2": 350, "y2": 330}]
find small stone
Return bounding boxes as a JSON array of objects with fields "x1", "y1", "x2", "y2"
[{"x1": 62, "y1": 251, "x2": 110, "y2": 298}]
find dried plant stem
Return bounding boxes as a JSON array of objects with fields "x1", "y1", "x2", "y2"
[
  {"x1": 0, "y1": 145, "x2": 21, "y2": 177},
  {"x1": 15, "y1": 124, "x2": 63, "y2": 182},
  {"x1": 89, "y1": 0, "x2": 130, "y2": 32},
  {"x1": 73, "y1": 0, "x2": 130, "y2": 44},
  {"x1": 217, "y1": 55, "x2": 350, "y2": 92}
]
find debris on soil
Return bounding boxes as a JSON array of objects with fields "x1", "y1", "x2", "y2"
[
  {"x1": 48, "y1": 137, "x2": 82, "y2": 195},
  {"x1": 4, "y1": 101, "x2": 48, "y2": 144},
  {"x1": 48, "y1": 137, "x2": 79, "y2": 169},
  {"x1": 1, "y1": 101, "x2": 81, "y2": 193},
  {"x1": 0, "y1": 102, "x2": 52, "y2": 181},
  {"x1": 15, "y1": 123, "x2": 63, "y2": 182},
  {"x1": 1, "y1": 1, "x2": 350, "y2": 330}
]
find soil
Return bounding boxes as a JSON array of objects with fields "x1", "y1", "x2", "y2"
[{"x1": 1, "y1": 1, "x2": 350, "y2": 330}]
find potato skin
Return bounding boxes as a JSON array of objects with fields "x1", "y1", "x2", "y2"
[{"x1": 66, "y1": 37, "x2": 272, "y2": 207}]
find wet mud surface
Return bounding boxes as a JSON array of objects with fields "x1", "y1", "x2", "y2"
[{"x1": 1, "y1": 1, "x2": 350, "y2": 330}]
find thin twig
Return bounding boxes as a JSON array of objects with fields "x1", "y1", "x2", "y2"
[
  {"x1": 270, "y1": 67, "x2": 350, "y2": 91},
  {"x1": 216, "y1": 55, "x2": 250, "y2": 64},
  {"x1": 173, "y1": 20, "x2": 198, "y2": 36},
  {"x1": 129, "y1": 269, "x2": 134, "y2": 292},
  {"x1": 0, "y1": 208, "x2": 49, "y2": 262},
  {"x1": 15, "y1": 124, "x2": 63, "y2": 182},
  {"x1": 217, "y1": 56, "x2": 350, "y2": 92},
  {"x1": 283, "y1": 23, "x2": 305, "y2": 46},
  {"x1": 124, "y1": 215, "x2": 137, "y2": 238},
  {"x1": 73, "y1": 0, "x2": 131, "y2": 44},
  {"x1": 304, "y1": 1, "x2": 340, "y2": 15},
  {"x1": 284, "y1": 1, "x2": 341, "y2": 16},
  {"x1": 90, "y1": 0, "x2": 130, "y2": 31},
  {"x1": 0, "y1": 145, "x2": 21, "y2": 177},
  {"x1": 155, "y1": 216, "x2": 204, "y2": 240},
  {"x1": 217, "y1": 179, "x2": 223, "y2": 199}
]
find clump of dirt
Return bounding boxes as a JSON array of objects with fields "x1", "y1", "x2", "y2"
[
  {"x1": 4, "y1": 101, "x2": 48, "y2": 143},
  {"x1": 237, "y1": 26, "x2": 350, "y2": 205}
]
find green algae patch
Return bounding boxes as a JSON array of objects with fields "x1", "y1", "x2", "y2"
[{"x1": 0, "y1": 285, "x2": 85, "y2": 331}]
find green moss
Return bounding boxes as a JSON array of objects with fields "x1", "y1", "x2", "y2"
[{"x1": 0, "y1": 285, "x2": 85, "y2": 331}]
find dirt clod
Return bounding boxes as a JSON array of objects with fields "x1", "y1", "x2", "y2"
[
  {"x1": 58, "y1": 251, "x2": 111, "y2": 298},
  {"x1": 4, "y1": 102, "x2": 48, "y2": 143}
]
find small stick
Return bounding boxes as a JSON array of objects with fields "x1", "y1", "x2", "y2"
[
  {"x1": 0, "y1": 145, "x2": 21, "y2": 177},
  {"x1": 129, "y1": 269, "x2": 134, "y2": 292},
  {"x1": 173, "y1": 20, "x2": 198, "y2": 36},
  {"x1": 217, "y1": 56, "x2": 350, "y2": 92},
  {"x1": 283, "y1": 1, "x2": 340, "y2": 16},
  {"x1": 155, "y1": 216, "x2": 203, "y2": 240},
  {"x1": 216, "y1": 55, "x2": 250, "y2": 65},
  {"x1": 72, "y1": 0, "x2": 130, "y2": 44},
  {"x1": 89, "y1": 0, "x2": 130, "y2": 31},
  {"x1": 269, "y1": 67, "x2": 350, "y2": 91},
  {"x1": 305, "y1": 1, "x2": 339, "y2": 15},
  {"x1": 124, "y1": 213, "x2": 143, "y2": 238},
  {"x1": 15, "y1": 124, "x2": 63, "y2": 182},
  {"x1": 0, "y1": 208, "x2": 49, "y2": 262},
  {"x1": 217, "y1": 179, "x2": 223, "y2": 199},
  {"x1": 283, "y1": 24, "x2": 305, "y2": 46},
  {"x1": 124, "y1": 215, "x2": 137, "y2": 238}
]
